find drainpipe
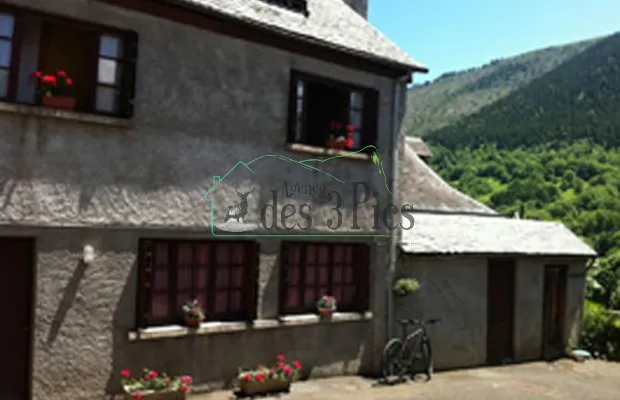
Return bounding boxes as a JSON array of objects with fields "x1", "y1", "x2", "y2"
[{"x1": 386, "y1": 73, "x2": 409, "y2": 342}]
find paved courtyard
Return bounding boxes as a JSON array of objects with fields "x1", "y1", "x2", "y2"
[{"x1": 192, "y1": 360, "x2": 620, "y2": 400}]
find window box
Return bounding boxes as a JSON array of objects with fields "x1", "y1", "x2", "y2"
[
  {"x1": 123, "y1": 389, "x2": 186, "y2": 400},
  {"x1": 0, "y1": 5, "x2": 138, "y2": 119},
  {"x1": 288, "y1": 71, "x2": 379, "y2": 154},
  {"x1": 136, "y1": 240, "x2": 259, "y2": 329}
]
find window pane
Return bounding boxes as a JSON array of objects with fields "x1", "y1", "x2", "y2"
[
  {"x1": 196, "y1": 292, "x2": 207, "y2": 310},
  {"x1": 317, "y1": 246, "x2": 329, "y2": 264},
  {"x1": 350, "y1": 91, "x2": 363, "y2": 108},
  {"x1": 319, "y1": 266, "x2": 329, "y2": 284},
  {"x1": 349, "y1": 110, "x2": 363, "y2": 129},
  {"x1": 178, "y1": 244, "x2": 192, "y2": 264},
  {"x1": 0, "y1": 14, "x2": 14, "y2": 38},
  {"x1": 305, "y1": 266, "x2": 315, "y2": 284},
  {"x1": 97, "y1": 58, "x2": 120, "y2": 85},
  {"x1": 345, "y1": 246, "x2": 353, "y2": 263},
  {"x1": 215, "y1": 291, "x2": 228, "y2": 312},
  {"x1": 289, "y1": 246, "x2": 300, "y2": 264},
  {"x1": 296, "y1": 98, "x2": 303, "y2": 116},
  {"x1": 230, "y1": 290, "x2": 242, "y2": 311},
  {"x1": 232, "y1": 246, "x2": 245, "y2": 264},
  {"x1": 344, "y1": 266, "x2": 353, "y2": 283},
  {"x1": 215, "y1": 267, "x2": 229, "y2": 287},
  {"x1": 0, "y1": 39, "x2": 11, "y2": 68},
  {"x1": 155, "y1": 243, "x2": 168, "y2": 265},
  {"x1": 288, "y1": 266, "x2": 299, "y2": 284},
  {"x1": 343, "y1": 285, "x2": 356, "y2": 303},
  {"x1": 296, "y1": 80, "x2": 304, "y2": 97},
  {"x1": 217, "y1": 244, "x2": 230, "y2": 264},
  {"x1": 305, "y1": 246, "x2": 316, "y2": 263},
  {"x1": 287, "y1": 287, "x2": 299, "y2": 308},
  {"x1": 178, "y1": 267, "x2": 192, "y2": 290},
  {"x1": 176, "y1": 292, "x2": 191, "y2": 310},
  {"x1": 99, "y1": 35, "x2": 123, "y2": 58},
  {"x1": 197, "y1": 244, "x2": 209, "y2": 265},
  {"x1": 154, "y1": 268, "x2": 168, "y2": 290},
  {"x1": 151, "y1": 295, "x2": 168, "y2": 317},
  {"x1": 95, "y1": 86, "x2": 119, "y2": 113},
  {"x1": 231, "y1": 267, "x2": 243, "y2": 287},
  {"x1": 333, "y1": 266, "x2": 342, "y2": 283},
  {"x1": 0, "y1": 69, "x2": 8, "y2": 98},
  {"x1": 197, "y1": 266, "x2": 208, "y2": 289},
  {"x1": 304, "y1": 287, "x2": 315, "y2": 307},
  {"x1": 333, "y1": 286, "x2": 343, "y2": 302},
  {"x1": 333, "y1": 246, "x2": 343, "y2": 263}
]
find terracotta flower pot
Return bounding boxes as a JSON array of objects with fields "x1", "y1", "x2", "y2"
[
  {"x1": 184, "y1": 316, "x2": 203, "y2": 328},
  {"x1": 318, "y1": 308, "x2": 333, "y2": 318},
  {"x1": 326, "y1": 139, "x2": 348, "y2": 150},
  {"x1": 42, "y1": 95, "x2": 76, "y2": 111}
]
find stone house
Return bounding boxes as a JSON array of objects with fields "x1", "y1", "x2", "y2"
[
  {"x1": 0, "y1": 0, "x2": 428, "y2": 399},
  {"x1": 396, "y1": 141, "x2": 596, "y2": 369},
  {"x1": 0, "y1": 1, "x2": 595, "y2": 400}
]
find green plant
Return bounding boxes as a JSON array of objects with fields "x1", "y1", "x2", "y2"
[
  {"x1": 316, "y1": 295, "x2": 337, "y2": 311},
  {"x1": 238, "y1": 354, "x2": 302, "y2": 383},
  {"x1": 182, "y1": 299, "x2": 205, "y2": 320},
  {"x1": 31, "y1": 70, "x2": 74, "y2": 96},
  {"x1": 121, "y1": 368, "x2": 192, "y2": 398},
  {"x1": 579, "y1": 300, "x2": 620, "y2": 361},
  {"x1": 392, "y1": 278, "x2": 420, "y2": 297}
]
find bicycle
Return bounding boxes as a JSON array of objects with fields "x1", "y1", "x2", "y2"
[{"x1": 381, "y1": 318, "x2": 439, "y2": 383}]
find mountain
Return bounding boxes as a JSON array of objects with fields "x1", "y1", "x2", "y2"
[
  {"x1": 425, "y1": 32, "x2": 620, "y2": 149},
  {"x1": 404, "y1": 37, "x2": 599, "y2": 139}
]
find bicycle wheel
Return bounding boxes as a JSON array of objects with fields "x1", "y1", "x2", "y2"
[
  {"x1": 382, "y1": 338, "x2": 406, "y2": 381},
  {"x1": 421, "y1": 338, "x2": 433, "y2": 380}
]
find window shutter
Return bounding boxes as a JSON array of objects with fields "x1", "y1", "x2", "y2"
[
  {"x1": 120, "y1": 30, "x2": 139, "y2": 118},
  {"x1": 362, "y1": 88, "x2": 379, "y2": 150},
  {"x1": 137, "y1": 240, "x2": 154, "y2": 328},
  {"x1": 279, "y1": 242, "x2": 291, "y2": 314},
  {"x1": 287, "y1": 72, "x2": 299, "y2": 143},
  {"x1": 354, "y1": 244, "x2": 371, "y2": 312},
  {"x1": 244, "y1": 242, "x2": 260, "y2": 322}
]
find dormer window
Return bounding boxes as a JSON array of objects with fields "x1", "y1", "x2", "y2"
[{"x1": 260, "y1": 0, "x2": 309, "y2": 16}]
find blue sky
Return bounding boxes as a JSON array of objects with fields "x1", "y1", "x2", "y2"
[{"x1": 369, "y1": 0, "x2": 620, "y2": 83}]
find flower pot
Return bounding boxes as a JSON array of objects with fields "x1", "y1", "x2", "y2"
[
  {"x1": 318, "y1": 308, "x2": 333, "y2": 318},
  {"x1": 184, "y1": 316, "x2": 203, "y2": 328},
  {"x1": 42, "y1": 95, "x2": 76, "y2": 111},
  {"x1": 326, "y1": 139, "x2": 348, "y2": 150},
  {"x1": 238, "y1": 377, "x2": 292, "y2": 396},
  {"x1": 123, "y1": 389, "x2": 187, "y2": 400}
]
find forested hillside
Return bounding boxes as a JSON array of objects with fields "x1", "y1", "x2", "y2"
[
  {"x1": 404, "y1": 37, "x2": 598, "y2": 138},
  {"x1": 407, "y1": 31, "x2": 620, "y2": 331}
]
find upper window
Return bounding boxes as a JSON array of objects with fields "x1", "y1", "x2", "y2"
[
  {"x1": 0, "y1": 6, "x2": 138, "y2": 118},
  {"x1": 279, "y1": 242, "x2": 370, "y2": 315},
  {"x1": 137, "y1": 240, "x2": 259, "y2": 328},
  {"x1": 260, "y1": 0, "x2": 308, "y2": 15},
  {"x1": 288, "y1": 71, "x2": 379, "y2": 153}
]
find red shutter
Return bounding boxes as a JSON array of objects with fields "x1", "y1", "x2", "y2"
[
  {"x1": 137, "y1": 240, "x2": 154, "y2": 328},
  {"x1": 120, "y1": 30, "x2": 138, "y2": 118},
  {"x1": 362, "y1": 88, "x2": 379, "y2": 150},
  {"x1": 355, "y1": 244, "x2": 371, "y2": 312},
  {"x1": 244, "y1": 242, "x2": 260, "y2": 322}
]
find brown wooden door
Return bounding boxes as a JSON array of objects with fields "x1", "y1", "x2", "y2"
[
  {"x1": 542, "y1": 265, "x2": 568, "y2": 360},
  {"x1": 486, "y1": 259, "x2": 515, "y2": 365},
  {"x1": 0, "y1": 237, "x2": 35, "y2": 400}
]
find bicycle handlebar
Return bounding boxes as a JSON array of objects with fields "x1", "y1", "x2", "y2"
[{"x1": 398, "y1": 318, "x2": 440, "y2": 326}]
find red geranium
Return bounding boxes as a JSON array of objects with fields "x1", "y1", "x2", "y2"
[
  {"x1": 121, "y1": 369, "x2": 131, "y2": 378},
  {"x1": 276, "y1": 354, "x2": 285, "y2": 361},
  {"x1": 31, "y1": 69, "x2": 74, "y2": 97}
]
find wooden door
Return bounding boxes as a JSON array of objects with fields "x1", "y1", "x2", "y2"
[
  {"x1": 0, "y1": 237, "x2": 35, "y2": 400},
  {"x1": 542, "y1": 265, "x2": 568, "y2": 360},
  {"x1": 486, "y1": 259, "x2": 516, "y2": 365}
]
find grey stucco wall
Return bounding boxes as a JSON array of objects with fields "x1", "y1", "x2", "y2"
[
  {"x1": 395, "y1": 254, "x2": 588, "y2": 370},
  {"x1": 394, "y1": 255, "x2": 488, "y2": 369},
  {"x1": 19, "y1": 226, "x2": 378, "y2": 400},
  {"x1": 0, "y1": 0, "x2": 404, "y2": 399}
]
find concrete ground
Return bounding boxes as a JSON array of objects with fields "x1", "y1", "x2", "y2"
[{"x1": 192, "y1": 360, "x2": 620, "y2": 400}]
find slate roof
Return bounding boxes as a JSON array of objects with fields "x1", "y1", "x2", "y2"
[
  {"x1": 172, "y1": 0, "x2": 427, "y2": 71},
  {"x1": 406, "y1": 136, "x2": 432, "y2": 158},
  {"x1": 400, "y1": 212, "x2": 597, "y2": 257},
  {"x1": 398, "y1": 139, "x2": 496, "y2": 214}
]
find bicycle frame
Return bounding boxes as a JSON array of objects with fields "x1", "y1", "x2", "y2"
[{"x1": 396, "y1": 323, "x2": 427, "y2": 362}]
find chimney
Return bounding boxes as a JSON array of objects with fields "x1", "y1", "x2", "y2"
[{"x1": 343, "y1": 0, "x2": 368, "y2": 19}]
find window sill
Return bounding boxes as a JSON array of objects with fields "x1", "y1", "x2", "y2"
[
  {"x1": 0, "y1": 101, "x2": 132, "y2": 128},
  {"x1": 127, "y1": 312, "x2": 373, "y2": 342},
  {"x1": 285, "y1": 142, "x2": 371, "y2": 161}
]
